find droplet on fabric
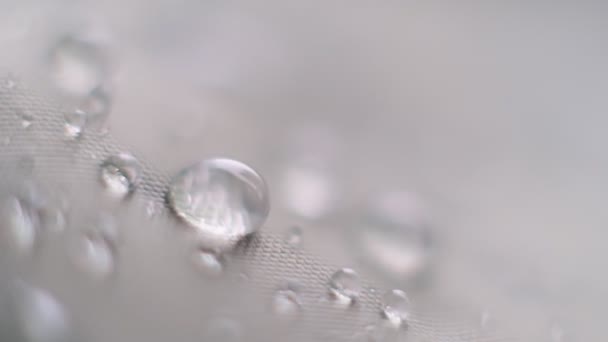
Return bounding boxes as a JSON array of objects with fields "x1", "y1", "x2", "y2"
[
  {"x1": 63, "y1": 109, "x2": 87, "y2": 139},
  {"x1": 70, "y1": 231, "x2": 115, "y2": 279},
  {"x1": 99, "y1": 153, "x2": 141, "y2": 198},
  {"x1": 285, "y1": 225, "x2": 302, "y2": 247},
  {"x1": 328, "y1": 268, "x2": 362, "y2": 305},
  {"x1": 271, "y1": 288, "x2": 301, "y2": 317},
  {"x1": 381, "y1": 289, "x2": 411, "y2": 328},
  {"x1": 168, "y1": 158, "x2": 269, "y2": 251}
]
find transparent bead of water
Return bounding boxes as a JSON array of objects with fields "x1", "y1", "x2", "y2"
[
  {"x1": 99, "y1": 153, "x2": 141, "y2": 198},
  {"x1": 285, "y1": 225, "x2": 302, "y2": 246},
  {"x1": 191, "y1": 247, "x2": 224, "y2": 277},
  {"x1": 16, "y1": 109, "x2": 34, "y2": 129},
  {"x1": 272, "y1": 289, "x2": 301, "y2": 317},
  {"x1": 351, "y1": 191, "x2": 432, "y2": 283},
  {"x1": 381, "y1": 289, "x2": 411, "y2": 328},
  {"x1": 168, "y1": 158, "x2": 269, "y2": 251},
  {"x1": 3, "y1": 76, "x2": 16, "y2": 89},
  {"x1": 64, "y1": 109, "x2": 87, "y2": 139},
  {"x1": 328, "y1": 268, "x2": 362, "y2": 305},
  {"x1": 78, "y1": 86, "x2": 111, "y2": 132},
  {"x1": 0, "y1": 196, "x2": 38, "y2": 255},
  {"x1": 11, "y1": 282, "x2": 71, "y2": 342},
  {"x1": 48, "y1": 35, "x2": 108, "y2": 97}
]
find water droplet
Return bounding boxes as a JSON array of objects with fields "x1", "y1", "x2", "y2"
[
  {"x1": 99, "y1": 153, "x2": 141, "y2": 198},
  {"x1": 351, "y1": 192, "x2": 432, "y2": 283},
  {"x1": 78, "y1": 86, "x2": 111, "y2": 132},
  {"x1": 168, "y1": 158, "x2": 269, "y2": 251},
  {"x1": 203, "y1": 318, "x2": 242, "y2": 342},
  {"x1": 11, "y1": 282, "x2": 71, "y2": 342},
  {"x1": 285, "y1": 225, "x2": 302, "y2": 246},
  {"x1": 0, "y1": 196, "x2": 38, "y2": 255},
  {"x1": 17, "y1": 109, "x2": 34, "y2": 129},
  {"x1": 381, "y1": 289, "x2": 410, "y2": 328},
  {"x1": 328, "y1": 268, "x2": 361, "y2": 305},
  {"x1": 64, "y1": 109, "x2": 87, "y2": 139},
  {"x1": 191, "y1": 247, "x2": 224, "y2": 277},
  {"x1": 271, "y1": 288, "x2": 301, "y2": 317},
  {"x1": 48, "y1": 35, "x2": 108, "y2": 96},
  {"x1": 3, "y1": 135, "x2": 11, "y2": 146}
]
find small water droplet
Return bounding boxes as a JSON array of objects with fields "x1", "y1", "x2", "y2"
[
  {"x1": 0, "y1": 196, "x2": 38, "y2": 255},
  {"x1": 99, "y1": 153, "x2": 141, "y2": 198},
  {"x1": 285, "y1": 225, "x2": 302, "y2": 246},
  {"x1": 328, "y1": 268, "x2": 361, "y2": 305},
  {"x1": 550, "y1": 322, "x2": 565, "y2": 342},
  {"x1": 64, "y1": 109, "x2": 87, "y2": 139},
  {"x1": 3, "y1": 135, "x2": 11, "y2": 146},
  {"x1": 4, "y1": 77, "x2": 16, "y2": 89},
  {"x1": 168, "y1": 158, "x2": 269, "y2": 251},
  {"x1": 271, "y1": 288, "x2": 301, "y2": 317},
  {"x1": 381, "y1": 289, "x2": 410, "y2": 328},
  {"x1": 48, "y1": 35, "x2": 108, "y2": 96},
  {"x1": 17, "y1": 110, "x2": 34, "y2": 129},
  {"x1": 11, "y1": 282, "x2": 71, "y2": 342},
  {"x1": 191, "y1": 247, "x2": 224, "y2": 277},
  {"x1": 351, "y1": 192, "x2": 432, "y2": 283},
  {"x1": 78, "y1": 86, "x2": 111, "y2": 132}
]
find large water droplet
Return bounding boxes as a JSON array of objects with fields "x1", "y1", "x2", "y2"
[
  {"x1": 381, "y1": 289, "x2": 410, "y2": 328},
  {"x1": 328, "y1": 268, "x2": 361, "y2": 305},
  {"x1": 11, "y1": 282, "x2": 72, "y2": 342},
  {"x1": 48, "y1": 35, "x2": 108, "y2": 96},
  {"x1": 168, "y1": 158, "x2": 269, "y2": 251},
  {"x1": 351, "y1": 192, "x2": 432, "y2": 283},
  {"x1": 271, "y1": 288, "x2": 301, "y2": 317},
  {"x1": 191, "y1": 247, "x2": 224, "y2": 277},
  {"x1": 0, "y1": 196, "x2": 38, "y2": 255},
  {"x1": 64, "y1": 109, "x2": 87, "y2": 139},
  {"x1": 99, "y1": 153, "x2": 141, "y2": 198}
]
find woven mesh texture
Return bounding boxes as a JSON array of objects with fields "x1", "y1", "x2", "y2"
[{"x1": 0, "y1": 75, "x2": 517, "y2": 342}]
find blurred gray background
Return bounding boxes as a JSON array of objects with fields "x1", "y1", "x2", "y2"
[{"x1": 0, "y1": 1, "x2": 606, "y2": 341}]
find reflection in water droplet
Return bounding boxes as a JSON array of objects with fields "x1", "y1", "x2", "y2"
[
  {"x1": 328, "y1": 268, "x2": 361, "y2": 305},
  {"x1": 168, "y1": 158, "x2": 269, "y2": 251},
  {"x1": 99, "y1": 153, "x2": 141, "y2": 198},
  {"x1": 352, "y1": 192, "x2": 432, "y2": 283},
  {"x1": 272, "y1": 288, "x2": 301, "y2": 317},
  {"x1": 203, "y1": 318, "x2": 242, "y2": 342},
  {"x1": 285, "y1": 225, "x2": 302, "y2": 246},
  {"x1": 0, "y1": 196, "x2": 38, "y2": 255},
  {"x1": 64, "y1": 109, "x2": 87, "y2": 139},
  {"x1": 381, "y1": 289, "x2": 410, "y2": 328},
  {"x1": 48, "y1": 35, "x2": 108, "y2": 96},
  {"x1": 12, "y1": 282, "x2": 71, "y2": 342},
  {"x1": 191, "y1": 247, "x2": 224, "y2": 277}
]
